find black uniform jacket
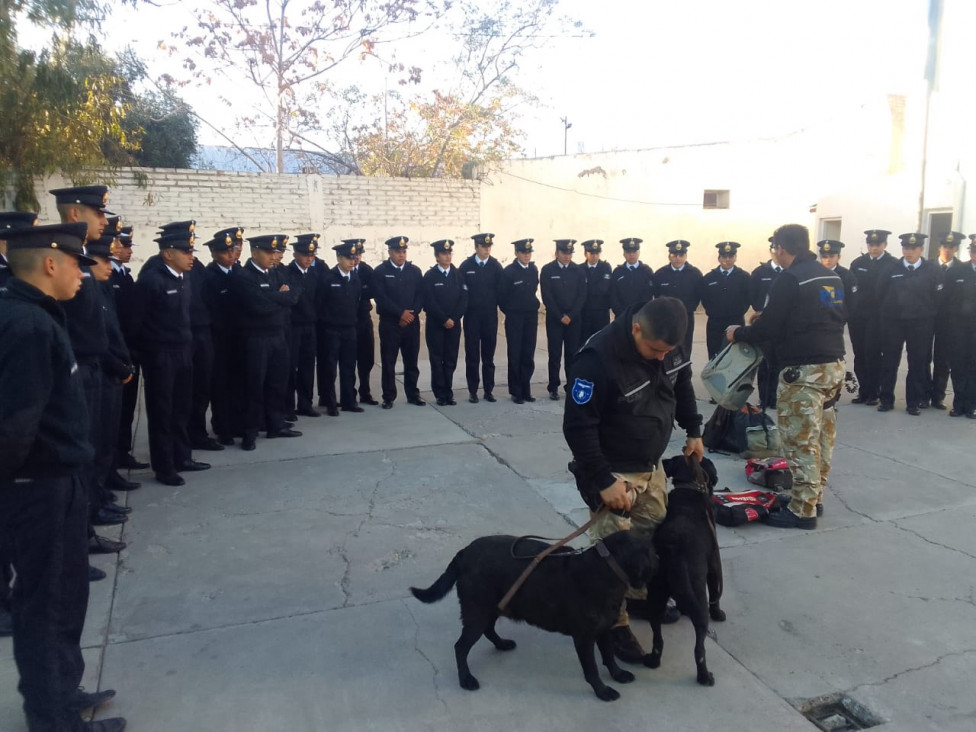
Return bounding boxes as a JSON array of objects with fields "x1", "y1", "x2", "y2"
[
  {"x1": 132, "y1": 264, "x2": 192, "y2": 350},
  {"x1": 849, "y1": 251, "x2": 896, "y2": 318},
  {"x1": 284, "y1": 261, "x2": 318, "y2": 326},
  {"x1": 498, "y1": 261, "x2": 540, "y2": 314},
  {"x1": 371, "y1": 260, "x2": 424, "y2": 322},
  {"x1": 610, "y1": 262, "x2": 655, "y2": 316},
  {"x1": 734, "y1": 251, "x2": 846, "y2": 367},
  {"x1": 699, "y1": 266, "x2": 752, "y2": 321},
  {"x1": 459, "y1": 254, "x2": 502, "y2": 313},
  {"x1": 654, "y1": 263, "x2": 702, "y2": 314},
  {"x1": 563, "y1": 303, "x2": 702, "y2": 500},
  {"x1": 582, "y1": 260, "x2": 613, "y2": 313},
  {"x1": 749, "y1": 261, "x2": 781, "y2": 312},
  {"x1": 203, "y1": 262, "x2": 236, "y2": 333},
  {"x1": 540, "y1": 260, "x2": 586, "y2": 321},
  {"x1": 877, "y1": 258, "x2": 943, "y2": 320},
  {"x1": 942, "y1": 262, "x2": 976, "y2": 318},
  {"x1": 230, "y1": 259, "x2": 295, "y2": 335},
  {"x1": 831, "y1": 264, "x2": 858, "y2": 319},
  {"x1": 353, "y1": 261, "x2": 374, "y2": 319},
  {"x1": 317, "y1": 267, "x2": 362, "y2": 328},
  {"x1": 0, "y1": 279, "x2": 94, "y2": 480},
  {"x1": 62, "y1": 272, "x2": 108, "y2": 362},
  {"x1": 423, "y1": 265, "x2": 468, "y2": 325}
]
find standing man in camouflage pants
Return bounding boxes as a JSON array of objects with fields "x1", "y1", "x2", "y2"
[{"x1": 728, "y1": 224, "x2": 847, "y2": 529}]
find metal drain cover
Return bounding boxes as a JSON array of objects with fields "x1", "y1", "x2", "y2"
[{"x1": 794, "y1": 694, "x2": 884, "y2": 731}]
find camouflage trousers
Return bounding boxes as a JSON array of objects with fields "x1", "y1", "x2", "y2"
[
  {"x1": 776, "y1": 360, "x2": 845, "y2": 518},
  {"x1": 588, "y1": 462, "x2": 666, "y2": 627}
]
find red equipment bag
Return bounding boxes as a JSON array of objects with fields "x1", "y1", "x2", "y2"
[
  {"x1": 712, "y1": 489, "x2": 782, "y2": 527},
  {"x1": 745, "y1": 457, "x2": 794, "y2": 491}
]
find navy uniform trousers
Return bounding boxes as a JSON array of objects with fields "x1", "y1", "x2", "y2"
[
  {"x1": 116, "y1": 362, "x2": 140, "y2": 461},
  {"x1": 378, "y1": 318, "x2": 421, "y2": 403},
  {"x1": 505, "y1": 311, "x2": 538, "y2": 400},
  {"x1": 463, "y1": 308, "x2": 498, "y2": 396},
  {"x1": 188, "y1": 327, "x2": 215, "y2": 445},
  {"x1": 849, "y1": 312, "x2": 885, "y2": 401},
  {"x1": 289, "y1": 322, "x2": 316, "y2": 413},
  {"x1": 142, "y1": 346, "x2": 193, "y2": 475},
  {"x1": 0, "y1": 475, "x2": 88, "y2": 731},
  {"x1": 546, "y1": 316, "x2": 582, "y2": 393},
  {"x1": 427, "y1": 321, "x2": 462, "y2": 402},
  {"x1": 242, "y1": 332, "x2": 290, "y2": 437},
  {"x1": 879, "y1": 316, "x2": 934, "y2": 409},
  {"x1": 356, "y1": 314, "x2": 376, "y2": 401},
  {"x1": 320, "y1": 325, "x2": 358, "y2": 409}
]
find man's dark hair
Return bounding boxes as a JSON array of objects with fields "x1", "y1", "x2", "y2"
[
  {"x1": 633, "y1": 297, "x2": 687, "y2": 346},
  {"x1": 6, "y1": 248, "x2": 47, "y2": 276},
  {"x1": 773, "y1": 224, "x2": 810, "y2": 255}
]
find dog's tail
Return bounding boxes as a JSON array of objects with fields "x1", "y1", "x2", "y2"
[{"x1": 410, "y1": 553, "x2": 460, "y2": 604}]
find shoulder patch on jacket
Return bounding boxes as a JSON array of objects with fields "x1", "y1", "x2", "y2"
[{"x1": 571, "y1": 378, "x2": 594, "y2": 405}]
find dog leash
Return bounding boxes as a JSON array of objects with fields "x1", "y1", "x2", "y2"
[{"x1": 497, "y1": 505, "x2": 614, "y2": 613}]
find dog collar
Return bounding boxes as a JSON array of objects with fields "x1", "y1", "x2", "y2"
[{"x1": 595, "y1": 540, "x2": 631, "y2": 585}]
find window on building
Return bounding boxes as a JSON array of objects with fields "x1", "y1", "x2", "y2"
[
  {"x1": 702, "y1": 190, "x2": 730, "y2": 209},
  {"x1": 819, "y1": 218, "x2": 842, "y2": 242},
  {"x1": 926, "y1": 211, "x2": 952, "y2": 259}
]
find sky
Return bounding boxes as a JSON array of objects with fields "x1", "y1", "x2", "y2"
[{"x1": 20, "y1": 0, "x2": 937, "y2": 161}]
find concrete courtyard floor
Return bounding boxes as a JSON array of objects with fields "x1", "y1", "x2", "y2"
[{"x1": 3, "y1": 312, "x2": 975, "y2": 731}]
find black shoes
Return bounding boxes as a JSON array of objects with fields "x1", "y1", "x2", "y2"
[
  {"x1": 296, "y1": 407, "x2": 321, "y2": 417},
  {"x1": 877, "y1": 403, "x2": 893, "y2": 412},
  {"x1": 88, "y1": 565, "x2": 107, "y2": 582},
  {"x1": 906, "y1": 406, "x2": 921, "y2": 416},
  {"x1": 106, "y1": 473, "x2": 141, "y2": 491},
  {"x1": 178, "y1": 460, "x2": 211, "y2": 472},
  {"x1": 326, "y1": 407, "x2": 340, "y2": 417},
  {"x1": 610, "y1": 625, "x2": 648, "y2": 665},
  {"x1": 89, "y1": 535, "x2": 126, "y2": 554},
  {"x1": 483, "y1": 393, "x2": 496, "y2": 402},
  {"x1": 218, "y1": 435, "x2": 236, "y2": 446},
  {"x1": 766, "y1": 508, "x2": 817, "y2": 530},
  {"x1": 104, "y1": 502, "x2": 132, "y2": 515},
  {"x1": 68, "y1": 687, "x2": 116, "y2": 712},
  {"x1": 156, "y1": 472, "x2": 185, "y2": 486},
  {"x1": 436, "y1": 398, "x2": 457, "y2": 406},
  {"x1": 381, "y1": 401, "x2": 393, "y2": 409},
  {"x1": 468, "y1": 393, "x2": 479, "y2": 403},
  {"x1": 931, "y1": 401, "x2": 947, "y2": 410},
  {"x1": 118, "y1": 454, "x2": 149, "y2": 470},
  {"x1": 85, "y1": 718, "x2": 127, "y2": 732},
  {"x1": 512, "y1": 396, "x2": 524, "y2": 405},
  {"x1": 360, "y1": 396, "x2": 380, "y2": 406},
  {"x1": 548, "y1": 390, "x2": 560, "y2": 401},
  {"x1": 342, "y1": 405, "x2": 365, "y2": 413},
  {"x1": 93, "y1": 508, "x2": 127, "y2": 526},
  {"x1": 191, "y1": 437, "x2": 225, "y2": 451},
  {"x1": 524, "y1": 395, "x2": 536, "y2": 402},
  {"x1": 241, "y1": 438, "x2": 256, "y2": 451},
  {"x1": 267, "y1": 428, "x2": 302, "y2": 438},
  {"x1": 408, "y1": 397, "x2": 427, "y2": 406}
]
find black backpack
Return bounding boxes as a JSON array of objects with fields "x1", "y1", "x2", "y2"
[{"x1": 702, "y1": 404, "x2": 776, "y2": 455}]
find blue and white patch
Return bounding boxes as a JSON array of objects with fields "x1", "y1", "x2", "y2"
[{"x1": 571, "y1": 378, "x2": 594, "y2": 405}]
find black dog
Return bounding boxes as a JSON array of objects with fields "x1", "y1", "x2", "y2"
[
  {"x1": 643, "y1": 455, "x2": 726, "y2": 686},
  {"x1": 410, "y1": 530, "x2": 658, "y2": 701}
]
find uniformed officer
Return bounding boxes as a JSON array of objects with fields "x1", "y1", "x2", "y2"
[
  {"x1": 848, "y1": 229, "x2": 896, "y2": 405},
  {"x1": 232, "y1": 234, "x2": 303, "y2": 448},
  {"x1": 350, "y1": 242, "x2": 379, "y2": 405},
  {"x1": 313, "y1": 240, "x2": 333, "y2": 408},
  {"x1": 460, "y1": 232, "x2": 503, "y2": 403},
  {"x1": 286, "y1": 234, "x2": 321, "y2": 417},
  {"x1": 749, "y1": 238, "x2": 784, "y2": 409},
  {"x1": 877, "y1": 233, "x2": 943, "y2": 415},
  {"x1": 270, "y1": 235, "x2": 300, "y2": 421},
  {"x1": 316, "y1": 239, "x2": 363, "y2": 414},
  {"x1": 610, "y1": 237, "x2": 655, "y2": 317},
  {"x1": 0, "y1": 222, "x2": 126, "y2": 732},
  {"x1": 563, "y1": 296, "x2": 703, "y2": 661},
  {"x1": 111, "y1": 225, "x2": 151, "y2": 470},
  {"x1": 423, "y1": 239, "x2": 468, "y2": 406},
  {"x1": 204, "y1": 228, "x2": 244, "y2": 445},
  {"x1": 499, "y1": 238, "x2": 540, "y2": 403},
  {"x1": 700, "y1": 241, "x2": 751, "y2": 359},
  {"x1": 541, "y1": 238, "x2": 585, "y2": 400},
  {"x1": 0, "y1": 211, "x2": 38, "y2": 288},
  {"x1": 654, "y1": 240, "x2": 703, "y2": 357},
  {"x1": 132, "y1": 223, "x2": 212, "y2": 484},
  {"x1": 946, "y1": 236, "x2": 976, "y2": 418},
  {"x1": 580, "y1": 239, "x2": 612, "y2": 342},
  {"x1": 364, "y1": 236, "x2": 426, "y2": 408},
  {"x1": 932, "y1": 231, "x2": 965, "y2": 409},
  {"x1": 817, "y1": 240, "x2": 857, "y2": 321}
]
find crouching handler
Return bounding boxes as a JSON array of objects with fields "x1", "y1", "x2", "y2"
[{"x1": 563, "y1": 296, "x2": 704, "y2": 665}]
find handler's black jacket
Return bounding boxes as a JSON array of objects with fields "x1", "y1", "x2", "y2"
[
  {"x1": 498, "y1": 261, "x2": 540, "y2": 313},
  {"x1": 699, "y1": 265, "x2": 752, "y2": 321},
  {"x1": 0, "y1": 279, "x2": 94, "y2": 480},
  {"x1": 848, "y1": 251, "x2": 896, "y2": 318},
  {"x1": 317, "y1": 267, "x2": 362, "y2": 328},
  {"x1": 734, "y1": 251, "x2": 846, "y2": 367},
  {"x1": 132, "y1": 264, "x2": 192, "y2": 350},
  {"x1": 582, "y1": 260, "x2": 613, "y2": 314},
  {"x1": 540, "y1": 260, "x2": 585, "y2": 321},
  {"x1": 231, "y1": 260, "x2": 297, "y2": 334},
  {"x1": 423, "y1": 265, "x2": 468, "y2": 325},
  {"x1": 877, "y1": 258, "x2": 943, "y2": 320},
  {"x1": 371, "y1": 259, "x2": 424, "y2": 322},
  {"x1": 284, "y1": 261, "x2": 318, "y2": 326},
  {"x1": 563, "y1": 303, "x2": 702, "y2": 498},
  {"x1": 610, "y1": 262, "x2": 655, "y2": 316},
  {"x1": 653, "y1": 263, "x2": 702, "y2": 314},
  {"x1": 459, "y1": 254, "x2": 502, "y2": 313}
]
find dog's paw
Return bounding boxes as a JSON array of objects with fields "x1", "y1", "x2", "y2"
[
  {"x1": 709, "y1": 606, "x2": 727, "y2": 622},
  {"x1": 594, "y1": 685, "x2": 620, "y2": 702},
  {"x1": 697, "y1": 669, "x2": 715, "y2": 687},
  {"x1": 643, "y1": 652, "x2": 661, "y2": 669},
  {"x1": 494, "y1": 639, "x2": 517, "y2": 651},
  {"x1": 459, "y1": 674, "x2": 481, "y2": 691},
  {"x1": 609, "y1": 668, "x2": 635, "y2": 684}
]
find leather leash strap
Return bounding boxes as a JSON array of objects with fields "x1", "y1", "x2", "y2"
[{"x1": 497, "y1": 505, "x2": 609, "y2": 613}]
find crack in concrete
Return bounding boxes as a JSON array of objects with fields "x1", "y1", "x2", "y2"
[
  {"x1": 845, "y1": 648, "x2": 976, "y2": 694},
  {"x1": 402, "y1": 599, "x2": 448, "y2": 711},
  {"x1": 830, "y1": 488, "x2": 880, "y2": 522},
  {"x1": 890, "y1": 521, "x2": 976, "y2": 561},
  {"x1": 901, "y1": 591, "x2": 976, "y2": 609},
  {"x1": 834, "y1": 441, "x2": 976, "y2": 490}
]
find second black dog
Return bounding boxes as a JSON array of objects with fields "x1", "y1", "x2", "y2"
[
  {"x1": 410, "y1": 530, "x2": 658, "y2": 701},
  {"x1": 643, "y1": 455, "x2": 726, "y2": 686}
]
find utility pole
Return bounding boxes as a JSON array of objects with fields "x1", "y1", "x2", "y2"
[{"x1": 560, "y1": 116, "x2": 572, "y2": 156}]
